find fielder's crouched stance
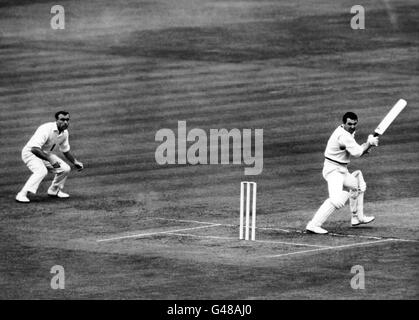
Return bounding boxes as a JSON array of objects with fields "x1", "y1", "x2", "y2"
[
  {"x1": 15, "y1": 111, "x2": 84, "y2": 203},
  {"x1": 306, "y1": 112, "x2": 379, "y2": 234}
]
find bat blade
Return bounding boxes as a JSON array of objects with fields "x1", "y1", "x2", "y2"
[{"x1": 374, "y1": 99, "x2": 407, "y2": 136}]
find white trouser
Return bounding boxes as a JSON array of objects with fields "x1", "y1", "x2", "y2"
[
  {"x1": 323, "y1": 161, "x2": 358, "y2": 202},
  {"x1": 308, "y1": 160, "x2": 365, "y2": 227},
  {"x1": 20, "y1": 151, "x2": 71, "y2": 194}
]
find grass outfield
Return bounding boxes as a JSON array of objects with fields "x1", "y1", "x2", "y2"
[{"x1": 0, "y1": 0, "x2": 418, "y2": 300}]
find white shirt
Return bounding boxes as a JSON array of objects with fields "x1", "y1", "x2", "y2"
[
  {"x1": 324, "y1": 125, "x2": 363, "y2": 164},
  {"x1": 23, "y1": 122, "x2": 70, "y2": 154}
]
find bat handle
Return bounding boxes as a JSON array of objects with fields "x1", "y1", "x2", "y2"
[{"x1": 373, "y1": 132, "x2": 380, "y2": 137}]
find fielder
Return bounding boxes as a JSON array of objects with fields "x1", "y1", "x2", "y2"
[
  {"x1": 15, "y1": 111, "x2": 84, "y2": 203},
  {"x1": 306, "y1": 112, "x2": 379, "y2": 234}
]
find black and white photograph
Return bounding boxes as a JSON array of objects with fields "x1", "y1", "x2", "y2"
[{"x1": 0, "y1": 0, "x2": 418, "y2": 306}]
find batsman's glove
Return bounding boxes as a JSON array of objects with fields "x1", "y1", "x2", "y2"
[{"x1": 367, "y1": 134, "x2": 379, "y2": 146}]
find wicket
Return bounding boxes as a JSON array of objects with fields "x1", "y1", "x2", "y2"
[{"x1": 239, "y1": 181, "x2": 257, "y2": 241}]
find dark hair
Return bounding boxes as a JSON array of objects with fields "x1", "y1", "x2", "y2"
[
  {"x1": 55, "y1": 111, "x2": 69, "y2": 119},
  {"x1": 342, "y1": 112, "x2": 358, "y2": 123}
]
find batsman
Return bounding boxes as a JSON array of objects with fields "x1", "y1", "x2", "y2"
[{"x1": 306, "y1": 112, "x2": 379, "y2": 234}]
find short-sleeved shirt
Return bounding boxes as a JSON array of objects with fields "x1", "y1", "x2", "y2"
[
  {"x1": 23, "y1": 122, "x2": 70, "y2": 154},
  {"x1": 324, "y1": 125, "x2": 363, "y2": 164}
]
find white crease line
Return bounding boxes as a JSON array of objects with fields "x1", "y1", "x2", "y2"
[
  {"x1": 392, "y1": 238, "x2": 419, "y2": 243},
  {"x1": 97, "y1": 224, "x2": 221, "y2": 242},
  {"x1": 166, "y1": 233, "x2": 328, "y2": 248},
  {"x1": 147, "y1": 217, "x2": 291, "y2": 233},
  {"x1": 252, "y1": 239, "x2": 328, "y2": 247},
  {"x1": 328, "y1": 233, "x2": 384, "y2": 240},
  {"x1": 167, "y1": 233, "x2": 237, "y2": 241},
  {"x1": 147, "y1": 217, "x2": 222, "y2": 225},
  {"x1": 255, "y1": 226, "x2": 291, "y2": 233},
  {"x1": 263, "y1": 238, "x2": 396, "y2": 258}
]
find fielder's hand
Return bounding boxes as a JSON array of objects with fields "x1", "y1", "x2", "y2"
[
  {"x1": 46, "y1": 153, "x2": 60, "y2": 168},
  {"x1": 51, "y1": 162, "x2": 61, "y2": 169},
  {"x1": 367, "y1": 134, "x2": 379, "y2": 146},
  {"x1": 74, "y1": 160, "x2": 84, "y2": 171}
]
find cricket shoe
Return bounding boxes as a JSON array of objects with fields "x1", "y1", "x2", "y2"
[
  {"x1": 47, "y1": 188, "x2": 70, "y2": 198},
  {"x1": 351, "y1": 215, "x2": 375, "y2": 226},
  {"x1": 15, "y1": 192, "x2": 30, "y2": 203},
  {"x1": 305, "y1": 222, "x2": 328, "y2": 234}
]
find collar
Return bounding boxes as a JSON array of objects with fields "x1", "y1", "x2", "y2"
[{"x1": 340, "y1": 124, "x2": 355, "y2": 136}]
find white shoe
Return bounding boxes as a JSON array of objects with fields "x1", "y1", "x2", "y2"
[
  {"x1": 16, "y1": 192, "x2": 30, "y2": 203},
  {"x1": 306, "y1": 222, "x2": 328, "y2": 234},
  {"x1": 48, "y1": 188, "x2": 70, "y2": 198},
  {"x1": 351, "y1": 215, "x2": 375, "y2": 226}
]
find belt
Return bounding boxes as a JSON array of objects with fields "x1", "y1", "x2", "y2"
[{"x1": 325, "y1": 157, "x2": 348, "y2": 166}]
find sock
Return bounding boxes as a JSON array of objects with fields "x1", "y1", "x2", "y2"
[
  {"x1": 349, "y1": 190, "x2": 358, "y2": 214},
  {"x1": 49, "y1": 185, "x2": 59, "y2": 192},
  {"x1": 357, "y1": 192, "x2": 365, "y2": 220}
]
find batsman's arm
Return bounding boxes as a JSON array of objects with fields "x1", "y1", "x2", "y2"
[
  {"x1": 30, "y1": 147, "x2": 60, "y2": 168},
  {"x1": 361, "y1": 135, "x2": 379, "y2": 156},
  {"x1": 63, "y1": 151, "x2": 84, "y2": 171},
  {"x1": 341, "y1": 134, "x2": 377, "y2": 158},
  {"x1": 360, "y1": 142, "x2": 374, "y2": 156}
]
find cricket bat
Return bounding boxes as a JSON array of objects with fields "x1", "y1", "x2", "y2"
[{"x1": 373, "y1": 99, "x2": 407, "y2": 136}]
